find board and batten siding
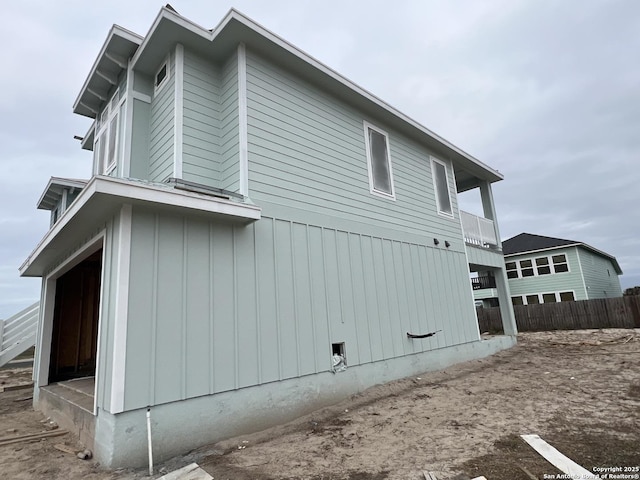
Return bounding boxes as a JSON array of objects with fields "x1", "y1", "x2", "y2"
[
  {"x1": 577, "y1": 248, "x2": 623, "y2": 298},
  {"x1": 220, "y1": 52, "x2": 240, "y2": 192},
  {"x1": 182, "y1": 49, "x2": 222, "y2": 188},
  {"x1": 244, "y1": 51, "x2": 464, "y2": 251},
  {"x1": 507, "y1": 247, "x2": 587, "y2": 300},
  {"x1": 148, "y1": 53, "x2": 175, "y2": 183},
  {"x1": 123, "y1": 206, "x2": 478, "y2": 410}
]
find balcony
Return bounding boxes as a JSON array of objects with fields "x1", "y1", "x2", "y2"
[
  {"x1": 471, "y1": 274, "x2": 497, "y2": 290},
  {"x1": 461, "y1": 210, "x2": 499, "y2": 249}
]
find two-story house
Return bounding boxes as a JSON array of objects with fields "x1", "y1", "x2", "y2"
[
  {"x1": 20, "y1": 7, "x2": 516, "y2": 467},
  {"x1": 473, "y1": 232, "x2": 623, "y2": 307}
]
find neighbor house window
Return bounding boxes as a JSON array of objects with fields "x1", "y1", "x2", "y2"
[
  {"x1": 519, "y1": 259, "x2": 535, "y2": 277},
  {"x1": 559, "y1": 291, "x2": 575, "y2": 302},
  {"x1": 506, "y1": 261, "x2": 518, "y2": 279},
  {"x1": 431, "y1": 157, "x2": 453, "y2": 216},
  {"x1": 542, "y1": 293, "x2": 557, "y2": 303},
  {"x1": 363, "y1": 122, "x2": 395, "y2": 198},
  {"x1": 94, "y1": 89, "x2": 121, "y2": 175},
  {"x1": 535, "y1": 257, "x2": 551, "y2": 275},
  {"x1": 511, "y1": 296, "x2": 524, "y2": 306},
  {"x1": 526, "y1": 295, "x2": 540, "y2": 305},
  {"x1": 552, "y1": 254, "x2": 569, "y2": 273}
]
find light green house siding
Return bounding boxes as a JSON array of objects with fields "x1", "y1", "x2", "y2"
[
  {"x1": 577, "y1": 248, "x2": 623, "y2": 298},
  {"x1": 244, "y1": 51, "x2": 463, "y2": 250},
  {"x1": 182, "y1": 49, "x2": 222, "y2": 188},
  {"x1": 507, "y1": 246, "x2": 587, "y2": 301},
  {"x1": 148, "y1": 52, "x2": 175, "y2": 182},
  {"x1": 220, "y1": 52, "x2": 239, "y2": 192},
  {"x1": 123, "y1": 205, "x2": 478, "y2": 410}
]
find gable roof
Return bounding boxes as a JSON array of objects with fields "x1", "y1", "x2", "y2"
[
  {"x1": 73, "y1": 7, "x2": 503, "y2": 187},
  {"x1": 503, "y1": 233, "x2": 623, "y2": 274}
]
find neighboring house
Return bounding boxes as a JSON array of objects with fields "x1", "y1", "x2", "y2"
[
  {"x1": 21, "y1": 7, "x2": 516, "y2": 467},
  {"x1": 474, "y1": 232, "x2": 623, "y2": 306}
]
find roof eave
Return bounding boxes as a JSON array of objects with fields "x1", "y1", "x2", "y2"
[
  {"x1": 73, "y1": 25, "x2": 143, "y2": 118},
  {"x1": 130, "y1": 8, "x2": 503, "y2": 181}
]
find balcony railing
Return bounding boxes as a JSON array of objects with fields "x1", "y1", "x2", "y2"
[
  {"x1": 460, "y1": 210, "x2": 498, "y2": 248},
  {"x1": 471, "y1": 275, "x2": 497, "y2": 290}
]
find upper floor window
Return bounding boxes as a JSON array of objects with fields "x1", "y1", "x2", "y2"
[
  {"x1": 431, "y1": 157, "x2": 453, "y2": 216},
  {"x1": 95, "y1": 90, "x2": 121, "y2": 175},
  {"x1": 155, "y1": 56, "x2": 170, "y2": 94},
  {"x1": 363, "y1": 121, "x2": 395, "y2": 199},
  {"x1": 506, "y1": 252, "x2": 571, "y2": 279}
]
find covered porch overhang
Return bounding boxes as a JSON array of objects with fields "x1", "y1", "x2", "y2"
[{"x1": 21, "y1": 176, "x2": 262, "y2": 277}]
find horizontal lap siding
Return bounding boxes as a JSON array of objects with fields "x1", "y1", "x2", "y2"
[
  {"x1": 578, "y1": 248, "x2": 623, "y2": 298},
  {"x1": 220, "y1": 53, "x2": 239, "y2": 192},
  {"x1": 245, "y1": 52, "x2": 463, "y2": 248},
  {"x1": 149, "y1": 53, "x2": 175, "y2": 182},
  {"x1": 182, "y1": 50, "x2": 221, "y2": 188},
  {"x1": 123, "y1": 208, "x2": 477, "y2": 410},
  {"x1": 507, "y1": 247, "x2": 587, "y2": 300}
]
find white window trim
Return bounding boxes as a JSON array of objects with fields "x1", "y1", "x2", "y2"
[
  {"x1": 94, "y1": 89, "x2": 124, "y2": 176},
  {"x1": 506, "y1": 253, "x2": 571, "y2": 279},
  {"x1": 363, "y1": 121, "x2": 396, "y2": 200},
  {"x1": 431, "y1": 156, "x2": 454, "y2": 218},
  {"x1": 154, "y1": 54, "x2": 171, "y2": 94}
]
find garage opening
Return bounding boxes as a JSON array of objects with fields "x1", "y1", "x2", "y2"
[{"x1": 49, "y1": 250, "x2": 102, "y2": 383}]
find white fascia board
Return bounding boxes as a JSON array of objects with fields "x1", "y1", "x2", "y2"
[
  {"x1": 81, "y1": 122, "x2": 96, "y2": 151},
  {"x1": 73, "y1": 25, "x2": 143, "y2": 113},
  {"x1": 21, "y1": 176, "x2": 261, "y2": 276}
]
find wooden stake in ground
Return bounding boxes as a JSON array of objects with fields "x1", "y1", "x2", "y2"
[{"x1": 0, "y1": 430, "x2": 68, "y2": 447}]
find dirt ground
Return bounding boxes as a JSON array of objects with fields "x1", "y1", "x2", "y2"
[{"x1": 1, "y1": 329, "x2": 639, "y2": 480}]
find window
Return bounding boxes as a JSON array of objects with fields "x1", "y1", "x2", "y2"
[
  {"x1": 155, "y1": 57, "x2": 170, "y2": 93},
  {"x1": 526, "y1": 295, "x2": 540, "y2": 305},
  {"x1": 363, "y1": 122, "x2": 395, "y2": 198},
  {"x1": 552, "y1": 254, "x2": 569, "y2": 273},
  {"x1": 511, "y1": 296, "x2": 524, "y2": 306},
  {"x1": 506, "y1": 262, "x2": 518, "y2": 279},
  {"x1": 542, "y1": 293, "x2": 557, "y2": 303},
  {"x1": 94, "y1": 89, "x2": 121, "y2": 175},
  {"x1": 559, "y1": 291, "x2": 575, "y2": 302},
  {"x1": 431, "y1": 157, "x2": 453, "y2": 216},
  {"x1": 535, "y1": 257, "x2": 551, "y2": 275},
  {"x1": 519, "y1": 259, "x2": 534, "y2": 277}
]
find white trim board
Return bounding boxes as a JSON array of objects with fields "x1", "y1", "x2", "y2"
[
  {"x1": 237, "y1": 43, "x2": 248, "y2": 197},
  {"x1": 173, "y1": 44, "x2": 184, "y2": 179},
  {"x1": 110, "y1": 204, "x2": 132, "y2": 413},
  {"x1": 520, "y1": 434, "x2": 599, "y2": 479}
]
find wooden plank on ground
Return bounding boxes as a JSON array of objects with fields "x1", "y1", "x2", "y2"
[
  {"x1": 520, "y1": 434, "x2": 598, "y2": 479},
  {"x1": 158, "y1": 462, "x2": 213, "y2": 480},
  {"x1": 422, "y1": 472, "x2": 438, "y2": 480},
  {"x1": 0, "y1": 429, "x2": 68, "y2": 446}
]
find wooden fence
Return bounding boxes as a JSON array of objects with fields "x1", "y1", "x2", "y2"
[{"x1": 476, "y1": 296, "x2": 640, "y2": 333}]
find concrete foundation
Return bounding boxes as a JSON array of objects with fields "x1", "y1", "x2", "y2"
[{"x1": 80, "y1": 336, "x2": 516, "y2": 467}]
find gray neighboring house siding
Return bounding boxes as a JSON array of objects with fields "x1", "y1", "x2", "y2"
[
  {"x1": 577, "y1": 247, "x2": 623, "y2": 298},
  {"x1": 22, "y1": 8, "x2": 517, "y2": 469}
]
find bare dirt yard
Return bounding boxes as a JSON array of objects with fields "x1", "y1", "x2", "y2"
[{"x1": 1, "y1": 329, "x2": 639, "y2": 480}]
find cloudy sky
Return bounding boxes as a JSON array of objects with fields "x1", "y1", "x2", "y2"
[{"x1": 1, "y1": 0, "x2": 638, "y2": 318}]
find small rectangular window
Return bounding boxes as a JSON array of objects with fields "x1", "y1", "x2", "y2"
[
  {"x1": 520, "y1": 259, "x2": 534, "y2": 277},
  {"x1": 364, "y1": 122, "x2": 395, "y2": 198},
  {"x1": 526, "y1": 294, "x2": 540, "y2": 305},
  {"x1": 156, "y1": 64, "x2": 167, "y2": 87},
  {"x1": 552, "y1": 254, "x2": 569, "y2": 273},
  {"x1": 559, "y1": 291, "x2": 575, "y2": 302},
  {"x1": 542, "y1": 293, "x2": 557, "y2": 303},
  {"x1": 432, "y1": 158, "x2": 453, "y2": 216},
  {"x1": 535, "y1": 257, "x2": 551, "y2": 275},
  {"x1": 505, "y1": 261, "x2": 518, "y2": 279},
  {"x1": 511, "y1": 296, "x2": 524, "y2": 306}
]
